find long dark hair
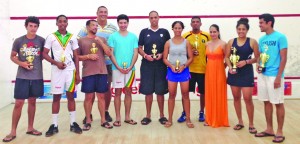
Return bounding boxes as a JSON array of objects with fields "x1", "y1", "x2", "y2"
[{"x1": 210, "y1": 24, "x2": 220, "y2": 39}]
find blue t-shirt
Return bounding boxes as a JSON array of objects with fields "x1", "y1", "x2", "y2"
[
  {"x1": 108, "y1": 31, "x2": 138, "y2": 70},
  {"x1": 259, "y1": 31, "x2": 288, "y2": 77}
]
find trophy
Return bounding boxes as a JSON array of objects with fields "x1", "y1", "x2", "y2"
[
  {"x1": 194, "y1": 35, "x2": 199, "y2": 55},
  {"x1": 229, "y1": 47, "x2": 240, "y2": 73},
  {"x1": 258, "y1": 45, "x2": 270, "y2": 72},
  {"x1": 90, "y1": 43, "x2": 98, "y2": 54},
  {"x1": 122, "y1": 62, "x2": 127, "y2": 69},
  {"x1": 60, "y1": 52, "x2": 66, "y2": 63},
  {"x1": 151, "y1": 44, "x2": 157, "y2": 58},
  {"x1": 26, "y1": 55, "x2": 34, "y2": 68},
  {"x1": 175, "y1": 60, "x2": 180, "y2": 71}
]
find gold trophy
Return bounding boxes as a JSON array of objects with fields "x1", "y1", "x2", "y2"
[
  {"x1": 60, "y1": 52, "x2": 66, "y2": 63},
  {"x1": 90, "y1": 43, "x2": 98, "y2": 54},
  {"x1": 175, "y1": 60, "x2": 180, "y2": 71},
  {"x1": 229, "y1": 47, "x2": 240, "y2": 73},
  {"x1": 26, "y1": 55, "x2": 34, "y2": 68},
  {"x1": 122, "y1": 62, "x2": 127, "y2": 69},
  {"x1": 151, "y1": 44, "x2": 157, "y2": 58},
  {"x1": 194, "y1": 35, "x2": 199, "y2": 55},
  {"x1": 258, "y1": 45, "x2": 270, "y2": 72}
]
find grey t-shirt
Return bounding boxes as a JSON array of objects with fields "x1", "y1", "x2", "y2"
[{"x1": 12, "y1": 35, "x2": 45, "y2": 80}]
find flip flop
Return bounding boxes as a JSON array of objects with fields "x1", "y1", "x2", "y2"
[
  {"x1": 158, "y1": 117, "x2": 168, "y2": 125},
  {"x1": 272, "y1": 135, "x2": 285, "y2": 143},
  {"x1": 141, "y1": 117, "x2": 152, "y2": 125},
  {"x1": 26, "y1": 130, "x2": 42, "y2": 136},
  {"x1": 82, "y1": 123, "x2": 91, "y2": 131},
  {"x1": 101, "y1": 122, "x2": 113, "y2": 129},
  {"x1": 2, "y1": 135, "x2": 16, "y2": 142},
  {"x1": 255, "y1": 131, "x2": 275, "y2": 137},
  {"x1": 113, "y1": 121, "x2": 121, "y2": 127},
  {"x1": 249, "y1": 127, "x2": 257, "y2": 134},
  {"x1": 124, "y1": 119, "x2": 137, "y2": 125},
  {"x1": 233, "y1": 124, "x2": 244, "y2": 130}
]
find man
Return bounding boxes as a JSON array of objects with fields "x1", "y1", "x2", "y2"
[
  {"x1": 3, "y1": 16, "x2": 44, "y2": 142},
  {"x1": 178, "y1": 16, "x2": 211, "y2": 122},
  {"x1": 254, "y1": 13, "x2": 287, "y2": 143},
  {"x1": 77, "y1": 6, "x2": 117, "y2": 124},
  {"x1": 78, "y1": 20, "x2": 113, "y2": 130},
  {"x1": 108, "y1": 14, "x2": 139, "y2": 126},
  {"x1": 138, "y1": 11, "x2": 170, "y2": 125},
  {"x1": 43, "y1": 15, "x2": 82, "y2": 137}
]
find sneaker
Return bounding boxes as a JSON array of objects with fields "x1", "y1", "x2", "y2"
[
  {"x1": 82, "y1": 114, "x2": 93, "y2": 124},
  {"x1": 177, "y1": 111, "x2": 186, "y2": 123},
  {"x1": 105, "y1": 111, "x2": 113, "y2": 122},
  {"x1": 70, "y1": 122, "x2": 82, "y2": 134},
  {"x1": 199, "y1": 111, "x2": 205, "y2": 122},
  {"x1": 45, "y1": 124, "x2": 59, "y2": 137}
]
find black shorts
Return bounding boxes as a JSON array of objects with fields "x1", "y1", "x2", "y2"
[
  {"x1": 106, "y1": 64, "x2": 112, "y2": 83},
  {"x1": 139, "y1": 62, "x2": 168, "y2": 95},
  {"x1": 189, "y1": 73, "x2": 205, "y2": 94},
  {"x1": 14, "y1": 78, "x2": 44, "y2": 99},
  {"x1": 81, "y1": 74, "x2": 108, "y2": 93}
]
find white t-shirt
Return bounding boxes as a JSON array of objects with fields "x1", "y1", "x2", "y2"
[{"x1": 44, "y1": 32, "x2": 78, "y2": 70}]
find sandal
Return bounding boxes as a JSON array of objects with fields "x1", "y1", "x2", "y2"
[
  {"x1": 164, "y1": 121, "x2": 172, "y2": 128},
  {"x1": 186, "y1": 122, "x2": 194, "y2": 128},
  {"x1": 204, "y1": 123, "x2": 209, "y2": 126},
  {"x1": 158, "y1": 117, "x2": 168, "y2": 125},
  {"x1": 272, "y1": 135, "x2": 285, "y2": 143},
  {"x1": 113, "y1": 121, "x2": 121, "y2": 127},
  {"x1": 124, "y1": 119, "x2": 137, "y2": 125},
  {"x1": 255, "y1": 131, "x2": 275, "y2": 137},
  {"x1": 233, "y1": 124, "x2": 244, "y2": 130},
  {"x1": 82, "y1": 123, "x2": 91, "y2": 131},
  {"x1": 249, "y1": 127, "x2": 257, "y2": 134},
  {"x1": 26, "y1": 129, "x2": 42, "y2": 136},
  {"x1": 2, "y1": 135, "x2": 16, "y2": 142},
  {"x1": 101, "y1": 122, "x2": 113, "y2": 129},
  {"x1": 141, "y1": 117, "x2": 152, "y2": 125}
]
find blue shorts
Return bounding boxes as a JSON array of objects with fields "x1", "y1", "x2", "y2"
[
  {"x1": 166, "y1": 67, "x2": 190, "y2": 82},
  {"x1": 81, "y1": 74, "x2": 108, "y2": 93},
  {"x1": 14, "y1": 78, "x2": 44, "y2": 99}
]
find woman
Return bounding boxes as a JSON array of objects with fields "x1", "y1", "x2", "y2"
[
  {"x1": 163, "y1": 21, "x2": 194, "y2": 128},
  {"x1": 204, "y1": 24, "x2": 229, "y2": 128},
  {"x1": 225, "y1": 18, "x2": 259, "y2": 134}
]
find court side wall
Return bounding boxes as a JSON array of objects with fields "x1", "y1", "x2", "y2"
[{"x1": 3, "y1": 0, "x2": 300, "y2": 103}]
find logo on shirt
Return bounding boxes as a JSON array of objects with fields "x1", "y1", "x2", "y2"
[
  {"x1": 160, "y1": 34, "x2": 163, "y2": 37},
  {"x1": 20, "y1": 42, "x2": 41, "y2": 56},
  {"x1": 147, "y1": 34, "x2": 150, "y2": 37},
  {"x1": 202, "y1": 39, "x2": 206, "y2": 43}
]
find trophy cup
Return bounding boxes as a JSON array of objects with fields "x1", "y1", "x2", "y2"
[
  {"x1": 122, "y1": 62, "x2": 127, "y2": 69},
  {"x1": 229, "y1": 47, "x2": 240, "y2": 73},
  {"x1": 90, "y1": 43, "x2": 98, "y2": 54},
  {"x1": 26, "y1": 55, "x2": 34, "y2": 69},
  {"x1": 60, "y1": 52, "x2": 66, "y2": 63},
  {"x1": 151, "y1": 44, "x2": 157, "y2": 58},
  {"x1": 175, "y1": 60, "x2": 180, "y2": 71},
  {"x1": 194, "y1": 35, "x2": 199, "y2": 56},
  {"x1": 258, "y1": 45, "x2": 270, "y2": 72}
]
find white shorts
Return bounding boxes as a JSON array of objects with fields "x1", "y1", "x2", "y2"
[
  {"x1": 51, "y1": 66, "x2": 76, "y2": 94},
  {"x1": 257, "y1": 74, "x2": 284, "y2": 104},
  {"x1": 112, "y1": 70, "x2": 136, "y2": 88}
]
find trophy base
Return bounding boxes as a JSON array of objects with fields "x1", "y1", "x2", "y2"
[
  {"x1": 258, "y1": 67, "x2": 266, "y2": 72},
  {"x1": 232, "y1": 68, "x2": 238, "y2": 73},
  {"x1": 193, "y1": 50, "x2": 199, "y2": 56},
  {"x1": 28, "y1": 65, "x2": 34, "y2": 69},
  {"x1": 152, "y1": 55, "x2": 157, "y2": 59}
]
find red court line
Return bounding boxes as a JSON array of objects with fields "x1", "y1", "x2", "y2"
[{"x1": 10, "y1": 14, "x2": 300, "y2": 20}]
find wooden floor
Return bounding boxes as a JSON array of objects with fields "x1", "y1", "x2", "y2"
[{"x1": 0, "y1": 100, "x2": 299, "y2": 144}]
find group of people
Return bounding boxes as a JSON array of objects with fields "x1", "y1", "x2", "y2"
[{"x1": 3, "y1": 5, "x2": 287, "y2": 144}]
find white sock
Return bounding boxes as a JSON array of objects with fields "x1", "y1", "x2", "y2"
[
  {"x1": 52, "y1": 114, "x2": 58, "y2": 127},
  {"x1": 70, "y1": 111, "x2": 76, "y2": 126}
]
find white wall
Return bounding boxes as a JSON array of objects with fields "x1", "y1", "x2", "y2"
[{"x1": 3, "y1": 0, "x2": 300, "y2": 102}]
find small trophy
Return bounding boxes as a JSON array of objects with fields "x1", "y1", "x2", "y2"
[
  {"x1": 229, "y1": 47, "x2": 240, "y2": 73},
  {"x1": 151, "y1": 44, "x2": 157, "y2": 58},
  {"x1": 194, "y1": 35, "x2": 199, "y2": 56},
  {"x1": 26, "y1": 55, "x2": 34, "y2": 68},
  {"x1": 175, "y1": 60, "x2": 180, "y2": 71},
  {"x1": 258, "y1": 45, "x2": 270, "y2": 72},
  {"x1": 90, "y1": 43, "x2": 98, "y2": 54},
  {"x1": 122, "y1": 62, "x2": 127, "y2": 69}
]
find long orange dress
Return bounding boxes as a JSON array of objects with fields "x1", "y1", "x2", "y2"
[{"x1": 205, "y1": 45, "x2": 229, "y2": 128}]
